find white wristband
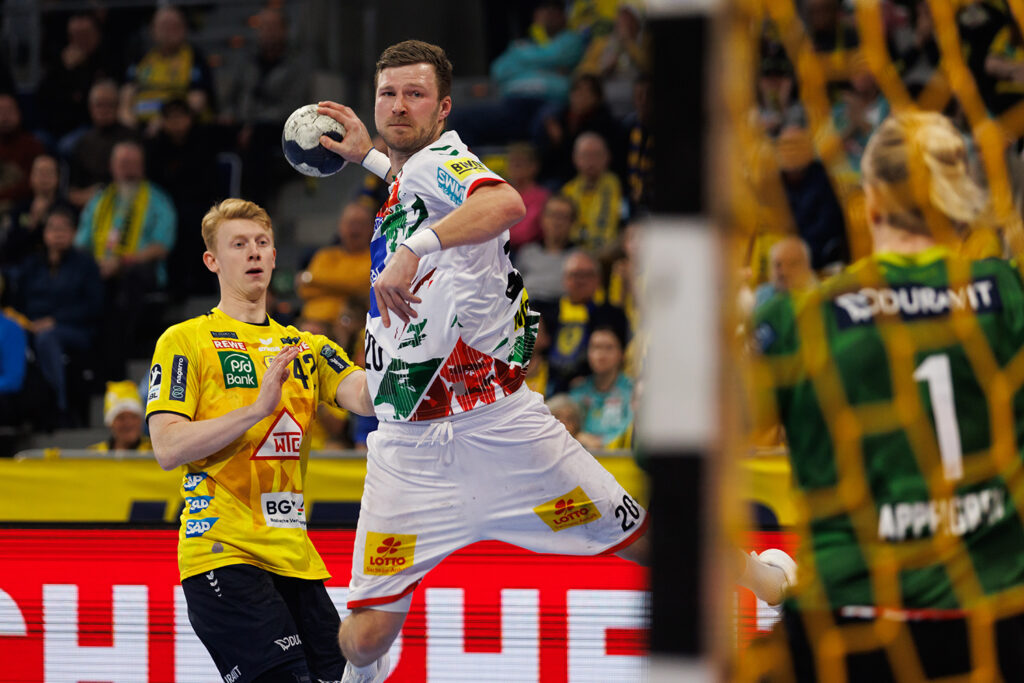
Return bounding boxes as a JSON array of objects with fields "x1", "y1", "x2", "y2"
[
  {"x1": 360, "y1": 148, "x2": 391, "y2": 180},
  {"x1": 401, "y1": 229, "x2": 442, "y2": 257}
]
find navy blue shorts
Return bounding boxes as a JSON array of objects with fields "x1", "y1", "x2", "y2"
[{"x1": 181, "y1": 564, "x2": 345, "y2": 683}]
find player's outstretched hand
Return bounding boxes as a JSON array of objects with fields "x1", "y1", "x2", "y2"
[
  {"x1": 252, "y1": 345, "x2": 300, "y2": 418},
  {"x1": 374, "y1": 246, "x2": 422, "y2": 328},
  {"x1": 316, "y1": 101, "x2": 374, "y2": 164}
]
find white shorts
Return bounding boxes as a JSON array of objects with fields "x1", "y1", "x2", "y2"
[{"x1": 346, "y1": 386, "x2": 647, "y2": 610}]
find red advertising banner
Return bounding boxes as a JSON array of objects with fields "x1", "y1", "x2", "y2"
[
  {"x1": 0, "y1": 528, "x2": 795, "y2": 682},
  {"x1": 0, "y1": 529, "x2": 649, "y2": 682}
]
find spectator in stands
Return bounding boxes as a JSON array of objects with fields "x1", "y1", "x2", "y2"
[
  {"x1": 329, "y1": 297, "x2": 377, "y2": 450},
  {"x1": 889, "y1": 0, "x2": 939, "y2": 95},
  {"x1": 0, "y1": 94, "x2": 45, "y2": 213},
  {"x1": 832, "y1": 56, "x2": 889, "y2": 174},
  {"x1": 623, "y1": 74, "x2": 654, "y2": 214},
  {"x1": 77, "y1": 140, "x2": 176, "y2": 380},
  {"x1": 219, "y1": 6, "x2": 310, "y2": 206},
  {"x1": 0, "y1": 308, "x2": 27, "y2": 429},
  {"x1": 570, "y1": 325, "x2": 633, "y2": 450},
  {"x1": 119, "y1": 5, "x2": 216, "y2": 133},
  {"x1": 606, "y1": 219, "x2": 640, "y2": 331},
  {"x1": 7, "y1": 207, "x2": 102, "y2": 426},
  {"x1": 90, "y1": 380, "x2": 152, "y2": 452},
  {"x1": 539, "y1": 73, "x2": 625, "y2": 188},
  {"x1": 576, "y1": 3, "x2": 650, "y2": 115},
  {"x1": 754, "y1": 235, "x2": 818, "y2": 310},
  {"x1": 506, "y1": 142, "x2": 550, "y2": 252},
  {"x1": 297, "y1": 201, "x2": 374, "y2": 326},
  {"x1": 804, "y1": 0, "x2": 859, "y2": 98},
  {"x1": 36, "y1": 12, "x2": 122, "y2": 144},
  {"x1": 561, "y1": 132, "x2": 624, "y2": 253},
  {"x1": 756, "y1": 50, "x2": 804, "y2": 139},
  {"x1": 537, "y1": 249, "x2": 629, "y2": 395},
  {"x1": 67, "y1": 79, "x2": 139, "y2": 208},
  {"x1": 448, "y1": 0, "x2": 585, "y2": 147},
  {"x1": 984, "y1": 19, "x2": 1024, "y2": 115},
  {"x1": 1, "y1": 155, "x2": 73, "y2": 268},
  {"x1": 776, "y1": 125, "x2": 850, "y2": 270},
  {"x1": 145, "y1": 98, "x2": 219, "y2": 300},
  {"x1": 516, "y1": 194, "x2": 576, "y2": 307},
  {"x1": 545, "y1": 392, "x2": 583, "y2": 439}
]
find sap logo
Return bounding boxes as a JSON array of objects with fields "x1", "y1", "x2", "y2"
[
  {"x1": 224, "y1": 665, "x2": 241, "y2": 683},
  {"x1": 210, "y1": 331, "x2": 238, "y2": 339},
  {"x1": 212, "y1": 339, "x2": 246, "y2": 351},
  {"x1": 185, "y1": 517, "x2": 219, "y2": 538},
  {"x1": 436, "y1": 168, "x2": 465, "y2": 205},
  {"x1": 185, "y1": 495, "x2": 213, "y2": 513},
  {"x1": 183, "y1": 472, "x2": 208, "y2": 491},
  {"x1": 261, "y1": 492, "x2": 305, "y2": 528},
  {"x1": 147, "y1": 364, "x2": 162, "y2": 402},
  {"x1": 274, "y1": 634, "x2": 302, "y2": 652}
]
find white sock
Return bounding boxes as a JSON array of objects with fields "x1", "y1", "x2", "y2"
[{"x1": 348, "y1": 660, "x2": 378, "y2": 674}]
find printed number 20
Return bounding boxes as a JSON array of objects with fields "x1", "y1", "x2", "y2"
[
  {"x1": 615, "y1": 494, "x2": 641, "y2": 532},
  {"x1": 913, "y1": 353, "x2": 964, "y2": 481}
]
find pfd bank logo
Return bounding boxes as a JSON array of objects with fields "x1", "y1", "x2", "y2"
[
  {"x1": 534, "y1": 486, "x2": 602, "y2": 532},
  {"x1": 364, "y1": 532, "x2": 416, "y2": 576}
]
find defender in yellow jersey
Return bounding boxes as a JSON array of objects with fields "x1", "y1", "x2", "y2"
[{"x1": 147, "y1": 199, "x2": 374, "y2": 683}]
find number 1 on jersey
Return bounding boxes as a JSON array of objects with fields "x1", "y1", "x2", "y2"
[{"x1": 913, "y1": 353, "x2": 964, "y2": 481}]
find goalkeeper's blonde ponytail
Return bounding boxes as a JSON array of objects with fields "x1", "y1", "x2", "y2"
[{"x1": 862, "y1": 112, "x2": 988, "y2": 241}]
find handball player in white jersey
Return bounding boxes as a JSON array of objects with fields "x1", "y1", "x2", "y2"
[{"x1": 315, "y1": 40, "x2": 651, "y2": 681}]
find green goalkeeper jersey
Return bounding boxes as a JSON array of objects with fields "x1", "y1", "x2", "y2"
[{"x1": 753, "y1": 246, "x2": 1024, "y2": 610}]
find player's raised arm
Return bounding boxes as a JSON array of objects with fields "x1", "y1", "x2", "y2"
[{"x1": 149, "y1": 346, "x2": 299, "y2": 470}]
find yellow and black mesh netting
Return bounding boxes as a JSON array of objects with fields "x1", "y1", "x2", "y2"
[{"x1": 724, "y1": 0, "x2": 1024, "y2": 681}]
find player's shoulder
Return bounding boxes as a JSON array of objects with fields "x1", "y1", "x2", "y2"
[
  {"x1": 409, "y1": 131, "x2": 493, "y2": 179},
  {"x1": 156, "y1": 311, "x2": 217, "y2": 347}
]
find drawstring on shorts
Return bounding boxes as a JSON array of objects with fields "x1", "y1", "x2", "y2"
[{"x1": 416, "y1": 421, "x2": 455, "y2": 465}]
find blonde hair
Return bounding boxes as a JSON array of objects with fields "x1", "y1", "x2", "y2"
[
  {"x1": 201, "y1": 198, "x2": 273, "y2": 251},
  {"x1": 861, "y1": 111, "x2": 988, "y2": 239}
]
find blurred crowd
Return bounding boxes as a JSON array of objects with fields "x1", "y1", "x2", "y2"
[
  {"x1": 741, "y1": 0, "x2": 1024, "y2": 315},
  {"x1": 0, "y1": 0, "x2": 651, "y2": 456}
]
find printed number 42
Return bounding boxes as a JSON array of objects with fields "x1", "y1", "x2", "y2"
[
  {"x1": 913, "y1": 353, "x2": 964, "y2": 481},
  {"x1": 614, "y1": 494, "x2": 641, "y2": 532}
]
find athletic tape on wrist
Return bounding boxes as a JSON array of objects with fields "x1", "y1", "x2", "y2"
[
  {"x1": 361, "y1": 148, "x2": 391, "y2": 180},
  {"x1": 401, "y1": 229, "x2": 442, "y2": 257}
]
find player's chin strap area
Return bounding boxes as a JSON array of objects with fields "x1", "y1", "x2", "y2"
[{"x1": 416, "y1": 421, "x2": 454, "y2": 464}]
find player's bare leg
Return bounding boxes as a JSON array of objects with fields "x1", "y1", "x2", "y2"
[
  {"x1": 338, "y1": 607, "x2": 405, "y2": 666},
  {"x1": 616, "y1": 528, "x2": 650, "y2": 565}
]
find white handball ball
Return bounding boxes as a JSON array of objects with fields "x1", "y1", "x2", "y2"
[{"x1": 281, "y1": 104, "x2": 347, "y2": 177}]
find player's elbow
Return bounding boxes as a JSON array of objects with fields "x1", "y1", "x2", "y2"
[
  {"x1": 152, "y1": 442, "x2": 181, "y2": 471},
  {"x1": 496, "y1": 187, "x2": 526, "y2": 227}
]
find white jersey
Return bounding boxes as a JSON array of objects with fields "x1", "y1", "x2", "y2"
[{"x1": 366, "y1": 130, "x2": 539, "y2": 422}]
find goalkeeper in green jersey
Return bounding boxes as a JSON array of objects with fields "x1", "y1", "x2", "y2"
[{"x1": 750, "y1": 111, "x2": 1024, "y2": 680}]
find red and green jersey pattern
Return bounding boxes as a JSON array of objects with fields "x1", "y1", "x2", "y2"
[
  {"x1": 146, "y1": 307, "x2": 358, "y2": 581},
  {"x1": 365, "y1": 131, "x2": 540, "y2": 422},
  {"x1": 753, "y1": 247, "x2": 1024, "y2": 610}
]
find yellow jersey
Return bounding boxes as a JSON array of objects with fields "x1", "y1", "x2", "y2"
[{"x1": 145, "y1": 307, "x2": 359, "y2": 581}]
